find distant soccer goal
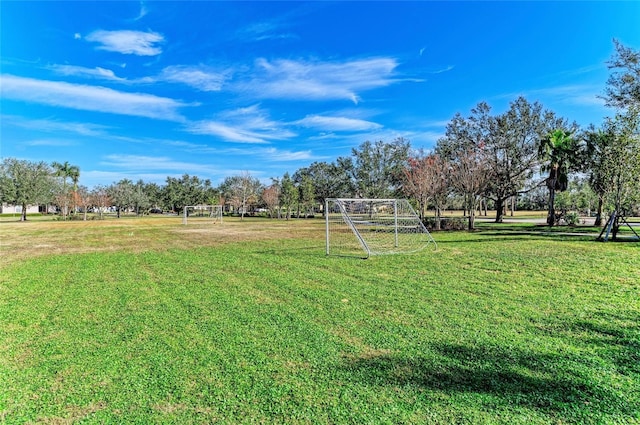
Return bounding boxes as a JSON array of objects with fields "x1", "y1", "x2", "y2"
[
  {"x1": 325, "y1": 198, "x2": 436, "y2": 258},
  {"x1": 182, "y1": 205, "x2": 223, "y2": 225}
]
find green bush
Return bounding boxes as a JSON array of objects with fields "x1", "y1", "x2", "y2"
[{"x1": 563, "y1": 211, "x2": 580, "y2": 225}]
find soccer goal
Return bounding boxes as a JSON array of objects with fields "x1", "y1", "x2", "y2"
[
  {"x1": 325, "y1": 198, "x2": 436, "y2": 258},
  {"x1": 182, "y1": 205, "x2": 223, "y2": 225}
]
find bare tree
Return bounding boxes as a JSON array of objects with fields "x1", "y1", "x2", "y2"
[
  {"x1": 262, "y1": 183, "x2": 280, "y2": 218},
  {"x1": 90, "y1": 185, "x2": 111, "y2": 219},
  {"x1": 449, "y1": 146, "x2": 492, "y2": 231},
  {"x1": 220, "y1": 171, "x2": 263, "y2": 220},
  {"x1": 75, "y1": 185, "x2": 92, "y2": 221},
  {"x1": 403, "y1": 152, "x2": 450, "y2": 229}
]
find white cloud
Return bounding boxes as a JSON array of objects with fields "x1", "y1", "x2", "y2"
[
  {"x1": 258, "y1": 147, "x2": 314, "y2": 161},
  {"x1": 188, "y1": 121, "x2": 269, "y2": 144},
  {"x1": 48, "y1": 63, "x2": 229, "y2": 92},
  {"x1": 49, "y1": 64, "x2": 126, "y2": 81},
  {"x1": 85, "y1": 29, "x2": 164, "y2": 56},
  {"x1": 159, "y1": 65, "x2": 230, "y2": 92},
  {"x1": 242, "y1": 57, "x2": 403, "y2": 103},
  {"x1": 1, "y1": 75, "x2": 186, "y2": 121},
  {"x1": 295, "y1": 115, "x2": 383, "y2": 132},
  {"x1": 187, "y1": 105, "x2": 296, "y2": 143}
]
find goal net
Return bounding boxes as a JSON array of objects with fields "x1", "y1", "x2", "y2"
[
  {"x1": 325, "y1": 198, "x2": 436, "y2": 258},
  {"x1": 182, "y1": 205, "x2": 223, "y2": 225}
]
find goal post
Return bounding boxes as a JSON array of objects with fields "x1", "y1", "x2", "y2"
[
  {"x1": 182, "y1": 205, "x2": 223, "y2": 225},
  {"x1": 325, "y1": 198, "x2": 436, "y2": 258}
]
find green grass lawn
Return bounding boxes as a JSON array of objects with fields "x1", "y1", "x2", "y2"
[{"x1": 1, "y1": 218, "x2": 638, "y2": 424}]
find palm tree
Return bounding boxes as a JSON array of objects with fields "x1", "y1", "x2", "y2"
[
  {"x1": 538, "y1": 130, "x2": 582, "y2": 226},
  {"x1": 51, "y1": 161, "x2": 80, "y2": 219}
]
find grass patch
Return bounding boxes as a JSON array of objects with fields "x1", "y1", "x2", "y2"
[{"x1": 1, "y1": 218, "x2": 639, "y2": 423}]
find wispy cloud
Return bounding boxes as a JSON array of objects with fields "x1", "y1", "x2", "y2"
[
  {"x1": 257, "y1": 147, "x2": 315, "y2": 162},
  {"x1": 430, "y1": 65, "x2": 454, "y2": 74},
  {"x1": 25, "y1": 138, "x2": 76, "y2": 147},
  {"x1": 187, "y1": 105, "x2": 296, "y2": 143},
  {"x1": 242, "y1": 57, "x2": 405, "y2": 104},
  {"x1": 497, "y1": 84, "x2": 606, "y2": 107},
  {"x1": 237, "y1": 21, "x2": 297, "y2": 42},
  {"x1": 135, "y1": 2, "x2": 149, "y2": 21},
  {"x1": 101, "y1": 154, "x2": 219, "y2": 175},
  {"x1": 294, "y1": 115, "x2": 383, "y2": 132},
  {"x1": 50, "y1": 63, "x2": 230, "y2": 92},
  {"x1": 158, "y1": 65, "x2": 230, "y2": 92},
  {"x1": 81, "y1": 170, "x2": 179, "y2": 186},
  {"x1": 49, "y1": 64, "x2": 126, "y2": 81},
  {"x1": 1, "y1": 75, "x2": 187, "y2": 121},
  {"x1": 2, "y1": 115, "x2": 111, "y2": 137},
  {"x1": 85, "y1": 29, "x2": 164, "y2": 56}
]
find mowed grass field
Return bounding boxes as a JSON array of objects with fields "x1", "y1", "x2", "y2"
[{"x1": 1, "y1": 217, "x2": 639, "y2": 424}]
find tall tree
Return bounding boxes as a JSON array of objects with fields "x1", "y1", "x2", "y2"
[
  {"x1": 280, "y1": 172, "x2": 298, "y2": 220},
  {"x1": 601, "y1": 110, "x2": 640, "y2": 217},
  {"x1": 107, "y1": 179, "x2": 135, "y2": 218},
  {"x1": 0, "y1": 158, "x2": 54, "y2": 221},
  {"x1": 142, "y1": 182, "x2": 163, "y2": 211},
  {"x1": 347, "y1": 138, "x2": 411, "y2": 198},
  {"x1": 132, "y1": 179, "x2": 150, "y2": 216},
  {"x1": 51, "y1": 161, "x2": 80, "y2": 219},
  {"x1": 162, "y1": 174, "x2": 212, "y2": 213},
  {"x1": 486, "y1": 98, "x2": 568, "y2": 223},
  {"x1": 300, "y1": 161, "x2": 353, "y2": 214},
  {"x1": 584, "y1": 126, "x2": 616, "y2": 226},
  {"x1": 438, "y1": 98, "x2": 567, "y2": 223},
  {"x1": 538, "y1": 129, "x2": 584, "y2": 226},
  {"x1": 293, "y1": 171, "x2": 316, "y2": 217},
  {"x1": 604, "y1": 40, "x2": 640, "y2": 110}
]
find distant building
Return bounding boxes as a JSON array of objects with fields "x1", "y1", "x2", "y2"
[{"x1": 0, "y1": 203, "x2": 54, "y2": 214}]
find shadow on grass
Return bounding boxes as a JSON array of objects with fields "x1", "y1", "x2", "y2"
[
  {"x1": 340, "y1": 342, "x2": 637, "y2": 420},
  {"x1": 433, "y1": 227, "x2": 600, "y2": 244},
  {"x1": 570, "y1": 312, "x2": 640, "y2": 377}
]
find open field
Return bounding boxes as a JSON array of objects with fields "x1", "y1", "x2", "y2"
[{"x1": 1, "y1": 217, "x2": 639, "y2": 424}]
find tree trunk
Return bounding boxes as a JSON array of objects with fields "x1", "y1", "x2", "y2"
[
  {"x1": 435, "y1": 207, "x2": 441, "y2": 231},
  {"x1": 21, "y1": 203, "x2": 27, "y2": 221},
  {"x1": 495, "y1": 197, "x2": 504, "y2": 223},
  {"x1": 594, "y1": 197, "x2": 604, "y2": 227},
  {"x1": 547, "y1": 187, "x2": 556, "y2": 226},
  {"x1": 467, "y1": 200, "x2": 476, "y2": 231}
]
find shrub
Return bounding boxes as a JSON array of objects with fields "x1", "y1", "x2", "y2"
[{"x1": 423, "y1": 216, "x2": 468, "y2": 231}]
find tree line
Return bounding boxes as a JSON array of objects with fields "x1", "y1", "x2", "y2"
[{"x1": 2, "y1": 41, "x2": 639, "y2": 227}]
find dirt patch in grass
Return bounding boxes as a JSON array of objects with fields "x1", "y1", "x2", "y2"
[{"x1": 0, "y1": 216, "x2": 325, "y2": 267}]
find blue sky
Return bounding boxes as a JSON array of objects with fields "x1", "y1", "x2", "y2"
[{"x1": 2, "y1": 1, "x2": 639, "y2": 188}]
